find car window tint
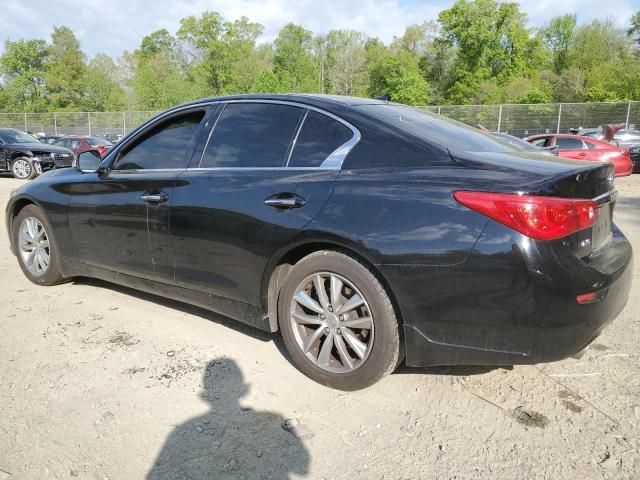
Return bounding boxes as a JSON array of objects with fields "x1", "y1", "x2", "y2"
[
  {"x1": 114, "y1": 111, "x2": 204, "y2": 170},
  {"x1": 556, "y1": 137, "x2": 585, "y2": 150},
  {"x1": 70, "y1": 140, "x2": 81, "y2": 149},
  {"x1": 288, "y1": 111, "x2": 353, "y2": 167},
  {"x1": 583, "y1": 140, "x2": 597, "y2": 150},
  {"x1": 200, "y1": 103, "x2": 303, "y2": 168}
]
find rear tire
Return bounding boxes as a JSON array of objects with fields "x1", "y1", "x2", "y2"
[
  {"x1": 13, "y1": 205, "x2": 66, "y2": 286},
  {"x1": 278, "y1": 250, "x2": 400, "y2": 390},
  {"x1": 11, "y1": 157, "x2": 37, "y2": 179}
]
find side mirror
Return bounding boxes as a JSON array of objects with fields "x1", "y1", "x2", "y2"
[{"x1": 74, "y1": 150, "x2": 102, "y2": 173}]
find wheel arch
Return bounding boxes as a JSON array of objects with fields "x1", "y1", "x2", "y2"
[
  {"x1": 261, "y1": 237, "x2": 403, "y2": 333},
  {"x1": 7, "y1": 197, "x2": 40, "y2": 253}
]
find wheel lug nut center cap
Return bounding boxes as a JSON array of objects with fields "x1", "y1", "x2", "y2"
[{"x1": 326, "y1": 313, "x2": 339, "y2": 329}]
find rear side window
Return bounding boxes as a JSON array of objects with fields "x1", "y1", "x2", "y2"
[
  {"x1": 556, "y1": 137, "x2": 585, "y2": 150},
  {"x1": 200, "y1": 103, "x2": 303, "y2": 168},
  {"x1": 288, "y1": 111, "x2": 353, "y2": 167},
  {"x1": 114, "y1": 111, "x2": 204, "y2": 170}
]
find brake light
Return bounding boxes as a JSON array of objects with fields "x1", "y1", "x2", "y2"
[{"x1": 453, "y1": 191, "x2": 599, "y2": 241}]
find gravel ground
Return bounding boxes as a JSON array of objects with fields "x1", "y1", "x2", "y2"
[{"x1": 0, "y1": 173, "x2": 639, "y2": 480}]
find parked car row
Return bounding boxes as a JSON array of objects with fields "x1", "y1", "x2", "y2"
[
  {"x1": 0, "y1": 129, "x2": 112, "y2": 179},
  {"x1": 524, "y1": 133, "x2": 634, "y2": 177}
]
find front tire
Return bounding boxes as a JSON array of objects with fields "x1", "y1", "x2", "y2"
[
  {"x1": 11, "y1": 157, "x2": 37, "y2": 179},
  {"x1": 13, "y1": 205, "x2": 66, "y2": 285},
  {"x1": 278, "y1": 250, "x2": 400, "y2": 390}
]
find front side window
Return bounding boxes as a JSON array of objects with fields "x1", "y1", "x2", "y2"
[
  {"x1": 288, "y1": 111, "x2": 353, "y2": 167},
  {"x1": 556, "y1": 137, "x2": 585, "y2": 150},
  {"x1": 200, "y1": 103, "x2": 303, "y2": 168},
  {"x1": 114, "y1": 111, "x2": 205, "y2": 170},
  {"x1": 530, "y1": 138, "x2": 549, "y2": 147}
]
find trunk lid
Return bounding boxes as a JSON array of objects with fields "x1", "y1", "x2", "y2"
[{"x1": 450, "y1": 149, "x2": 616, "y2": 257}]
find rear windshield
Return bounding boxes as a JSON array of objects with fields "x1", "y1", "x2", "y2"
[{"x1": 358, "y1": 104, "x2": 517, "y2": 153}]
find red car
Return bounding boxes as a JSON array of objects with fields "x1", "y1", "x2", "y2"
[
  {"x1": 525, "y1": 134, "x2": 632, "y2": 177},
  {"x1": 53, "y1": 136, "x2": 113, "y2": 157}
]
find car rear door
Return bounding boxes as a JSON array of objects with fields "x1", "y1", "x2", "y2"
[
  {"x1": 171, "y1": 100, "x2": 358, "y2": 307},
  {"x1": 555, "y1": 136, "x2": 589, "y2": 160},
  {"x1": 66, "y1": 106, "x2": 211, "y2": 282}
]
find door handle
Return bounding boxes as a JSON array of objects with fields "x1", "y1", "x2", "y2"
[
  {"x1": 264, "y1": 193, "x2": 306, "y2": 209},
  {"x1": 140, "y1": 192, "x2": 168, "y2": 204},
  {"x1": 578, "y1": 152, "x2": 588, "y2": 157}
]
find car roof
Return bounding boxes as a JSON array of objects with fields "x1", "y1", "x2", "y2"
[{"x1": 174, "y1": 93, "x2": 389, "y2": 110}]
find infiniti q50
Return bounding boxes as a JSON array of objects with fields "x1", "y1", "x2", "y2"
[{"x1": 6, "y1": 95, "x2": 632, "y2": 390}]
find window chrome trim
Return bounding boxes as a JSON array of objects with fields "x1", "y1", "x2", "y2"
[
  {"x1": 185, "y1": 167, "x2": 339, "y2": 172},
  {"x1": 200, "y1": 99, "x2": 361, "y2": 171}
]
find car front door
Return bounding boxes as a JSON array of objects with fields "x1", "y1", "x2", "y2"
[
  {"x1": 170, "y1": 101, "x2": 358, "y2": 310},
  {"x1": 65, "y1": 106, "x2": 211, "y2": 282}
]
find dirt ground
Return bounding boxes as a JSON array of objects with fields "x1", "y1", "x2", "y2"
[{"x1": 0, "y1": 173, "x2": 639, "y2": 480}]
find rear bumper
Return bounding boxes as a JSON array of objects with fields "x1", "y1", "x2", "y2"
[{"x1": 384, "y1": 222, "x2": 633, "y2": 367}]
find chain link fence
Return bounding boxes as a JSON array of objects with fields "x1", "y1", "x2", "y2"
[
  {"x1": 0, "y1": 101, "x2": 638, "y2": 140},
  {"x1": 0, "y1": 111, "x2": 160, "y2": 140},
  {"x1": 422, "y1": 101, "x2": 640, "y2": 137}
]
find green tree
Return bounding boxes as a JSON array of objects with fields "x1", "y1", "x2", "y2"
[
  {"x1": 0, "y1": 38, "x2": 50, "y2": 111},
  {"x1": 273, "y1": 23, "x2": 316, "y2": 92},
  {"x1": 438, "y1": 0, "x2": 539, "y2": 103},
  {"x1": 325, "y1": 30, "x2": 368, "y2": 95},
  {"x1": 81, "y1": 54, "x2": 126, "y2": 111},
  {"x1": 46, "y1": 26, "x2": 86, "y2": 109},
  {"x1": 372, "y1": 52, "x2": 428, "y2": 105},
  {"x1": 538, "y1": 15, "x2": 577, "y2": 73},
  {"x1": 628, "y1": 11, "x2": 640, "y2": 46}
]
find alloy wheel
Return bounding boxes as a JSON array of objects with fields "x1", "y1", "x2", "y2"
[
  {"x1": 289, "y1": 272, "x2": 374, "y2": 373},
  {"x1": 18, "y1": 217, "x2": 50, "y2": 276},
  {"x1": 12, "y1": 159, "x2": 32, "y2": 179}
]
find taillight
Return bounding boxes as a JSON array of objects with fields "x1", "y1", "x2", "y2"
[{"x1": 453, "y1": 191, "x2": 599, "y2": 241}]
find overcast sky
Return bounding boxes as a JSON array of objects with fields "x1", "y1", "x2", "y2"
[{"x1": 2, "y1": 0, "x2": 639, "y2": 58}]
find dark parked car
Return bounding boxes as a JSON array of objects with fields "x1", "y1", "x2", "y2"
[
  {"x1": 5, "y1": 95, "x2": 633, "y2": 390},
  {"x1": 0, "y1": 128, "x2": 75, "y2": 179},
  {"x1": 53, "y1": 136, "x2": 112, "y2": 157}
]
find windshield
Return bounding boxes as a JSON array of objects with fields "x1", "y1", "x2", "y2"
[
  {"x1": 0, "y1": 129, "x2": 40, "y2": 144},
  {"x1": 358, "y1": 104, "x2": 517, "y2": 153},
  {"x1": 87, "y1": 137, "x2": 112, "y2": 147}
]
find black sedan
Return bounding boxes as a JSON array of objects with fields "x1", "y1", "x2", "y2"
[
  {"x1": 5, "y1": 95, "x2": 633, "y2": 390},
  {"x1": 0, "y1": 128, "x2": 75, "y2": 179}
]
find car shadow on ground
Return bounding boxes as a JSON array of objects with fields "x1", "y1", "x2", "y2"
[
  {"x1": 73, "y1": 277, "x2": 274, "y2": 343},
  {"x1": 146, "y1": 357, "x2": 310, "y2": 480},
  {"x1": 394, "y1": 364, "x2": 509, "y2": 376}
]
